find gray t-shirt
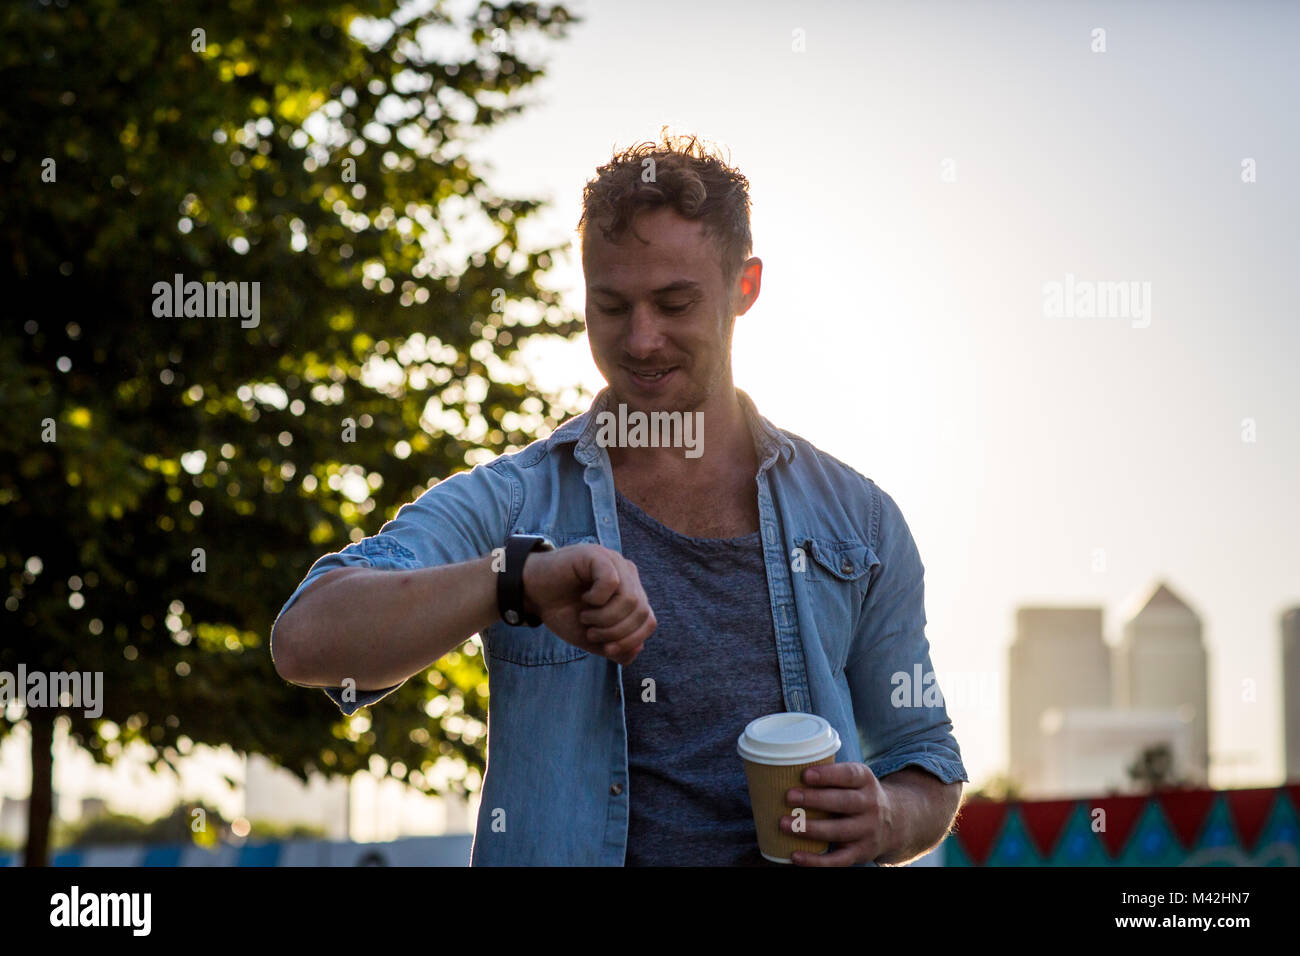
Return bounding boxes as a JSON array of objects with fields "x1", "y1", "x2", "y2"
[{"x1": 615, "y1": 489, "x2": 787, "y2": 866}]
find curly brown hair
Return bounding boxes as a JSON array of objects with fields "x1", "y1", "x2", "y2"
[{"x1": 577, "y1": 129, "x2": 753, "y2": 288}]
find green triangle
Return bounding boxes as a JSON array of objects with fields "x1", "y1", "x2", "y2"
[
  {"x1": 1116, "y1": 800, "x2": 1184, "y2": 866},
  {"x1": 1046, "y1": 802, "x2": 1112, "y2": 866},
  {"x1": 1184, "y1": 798, "x2": 1241, "y2": 865},
  {"x1": 1250, "y1": 790, "x2": 1300, "y2": 866},
  {"x1": 984, "y1": 808, "x2": 1046, "y2": 866},
  {"x1": 941, "y1": 832, "x2": 976, "y2": 867}
]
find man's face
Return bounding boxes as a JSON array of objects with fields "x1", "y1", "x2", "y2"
[{"x1": 582, "y1": 207, "x2": 737, "y2": 415}]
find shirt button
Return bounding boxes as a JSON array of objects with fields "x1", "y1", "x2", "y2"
[
  {"x1": 840, "y1": 558, "x2": 853, "y2": 574},
  {"x1": 610, "y1": 783, "x2": 623, "y2": 796}
]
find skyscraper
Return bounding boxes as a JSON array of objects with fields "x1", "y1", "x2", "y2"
[
  {"x1": 1008, "y1": 607, "x2": 1110, "y2": 795},
  {"x1": 1284, "y1": 607, "x2": 1300, "y2": 781},
  {"x1": 1114, "y1": 581, "x2": 1209, "y2": 784}
]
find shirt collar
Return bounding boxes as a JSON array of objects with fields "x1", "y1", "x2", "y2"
[
  {"x1": 735, "y1": 386, "x2": 798, "y2": 470},
  {"x1": 555, "y1": 386, "x2": 797, "y2": 469}
]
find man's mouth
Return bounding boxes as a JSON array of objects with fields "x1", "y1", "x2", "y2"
[{"x1": 625, "y1": 366, "x2": 678, "y2": 384}]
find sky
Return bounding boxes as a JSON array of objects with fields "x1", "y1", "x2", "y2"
[
  {"x1": 4, "y1": 0, "x2": 1296, "y2": 832},
  {"x1": 480, "y1": 0, "x2": 1300, "y2": 790}
]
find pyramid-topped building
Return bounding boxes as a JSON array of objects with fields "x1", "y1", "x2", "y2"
[
  {"x1": 1133, "y1": 581, "x2": 1198, "y2": 616},
  {"x1": 1115, "y1": 579, "x2": 1209, "y2": 784}
]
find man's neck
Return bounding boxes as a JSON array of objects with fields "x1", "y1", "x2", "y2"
[{"x1": 604, "y1": 384, "x2": 757, "y2": 481}]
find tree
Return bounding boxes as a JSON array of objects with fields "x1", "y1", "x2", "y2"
[
  {"x1": 61, "y1": 803, "x2": 325, "y2": 849},
  {"x1": 968, "y1": 772, "x2": 1022, "y2": 802},
  {"x1": 1126, "y1": 742, "x2": 1186, "y2": 791},
  {"x1": 0, "y1": 0, "x2": 582, "y2": 865}
]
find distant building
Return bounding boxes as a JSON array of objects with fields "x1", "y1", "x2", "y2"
[
  {"x1": 1038, "y1": 706, "x2": 1195, "y2": 797},
  {"x1": 1008, "y1": 607, "x2": 1111, "y2": 795},
  {"x1": 1008, "y1": 581, "x2": 1212, "y2": 797},
  {"x1": 1114, "y1": 581, "x2": 1209, "y2": 784},
  {"x1": 1, "y1": 794, "x2": 110, "y2": 849},
  {"x1": 1284, "y1": 607, "x2": 1300, "y2": 781}
]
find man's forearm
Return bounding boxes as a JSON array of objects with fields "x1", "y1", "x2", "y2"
[
  {"x1": 271, "y1": 555, "x2": 499, "y2": 690},
  {"x1": 874, "y1": 767, "x2": 964, "y2": 865}
]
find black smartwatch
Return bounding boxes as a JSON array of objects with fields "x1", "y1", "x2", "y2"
[{"x1": 497, "y1": 534, "x2": 554, "y2": 627}]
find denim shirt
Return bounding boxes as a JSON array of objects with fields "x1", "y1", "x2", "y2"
[{"x1": 272, "y1": 387, "x2": 968, "y2": 865}]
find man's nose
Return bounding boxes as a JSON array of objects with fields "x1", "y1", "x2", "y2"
[{"x1": 623, "y1": 304, "x2": 664, "y2": 358}]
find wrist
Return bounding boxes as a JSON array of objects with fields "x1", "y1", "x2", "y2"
[
  {"x1": 521, "y1": 552, "x2": 545, "y2": 617},
  {"x1": 873, "y1": 777, "x2": 911, "y2": 863},
  {"x1": 497, "y1": 534, "x2": 553, "y2": 627}
]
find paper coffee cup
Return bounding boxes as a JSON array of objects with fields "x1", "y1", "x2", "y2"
[{"x1": 737, "y1": 712, "x2": 842, "y2": 863}]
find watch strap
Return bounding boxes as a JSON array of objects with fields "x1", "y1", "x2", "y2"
[{"x1": 497, "y1": 534, "x2": 552, "y2": 627}]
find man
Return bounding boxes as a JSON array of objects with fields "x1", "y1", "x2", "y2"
[{"x1": 271, "y1": 133, "x2": 968, "y2": 866}]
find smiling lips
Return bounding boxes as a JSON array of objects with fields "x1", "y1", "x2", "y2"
[{"x1": 625, "y1": 366, "x2": 678, "y2": 384}]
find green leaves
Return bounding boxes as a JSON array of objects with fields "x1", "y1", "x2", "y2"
[{"x1": 1, "y1": 0, "x2": 583, "y2": 826}]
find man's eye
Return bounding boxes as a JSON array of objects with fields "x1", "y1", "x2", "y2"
[
  {"x1": 659, "y1": 302, "x2": 691, "y2": 314},
  {"x1": 597, "y1": 303, "x2": 627, "y2": 315}
]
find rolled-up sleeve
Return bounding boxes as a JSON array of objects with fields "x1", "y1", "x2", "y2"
[
  {"x1": 845, "y1": 485, "x2": 969, "y2": 785},
  {"x1": 272, "y1": 459, "x2": 518, "y2": 716}
]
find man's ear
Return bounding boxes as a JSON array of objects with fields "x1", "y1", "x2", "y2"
[{"x1": 735, "y1": 257, "x2": 762, "y2": 315}]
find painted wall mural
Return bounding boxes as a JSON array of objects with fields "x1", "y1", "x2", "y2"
[{"x1": 947, "y1": 784, "x2": 1300, "y2": 866}]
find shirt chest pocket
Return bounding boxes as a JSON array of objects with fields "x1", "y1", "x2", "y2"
[
  {"x1": 482, "y1": 528, "x2": 596, "y2": 667},
  {"x1": 799, "y1": 537, "x2": 878, "y2": 673}
]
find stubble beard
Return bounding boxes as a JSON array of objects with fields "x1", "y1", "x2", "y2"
[{"x1": 604, "y1": 315, "x2": 737, "y2": 416}]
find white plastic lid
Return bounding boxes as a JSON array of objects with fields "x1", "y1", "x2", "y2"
[{"x1": 736, "y1": 712, "x2": 841, "y2": 765}]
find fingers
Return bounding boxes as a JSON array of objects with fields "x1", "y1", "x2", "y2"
[
  {"x1": 549, "y1": 546, "x2": 657, "y2": 665},
  {"x1": 780, "y1": 811, "x2": 868, "y2": 844},
  {"x1": 777, "y1": 761, "x2": 885, "y2": 863},
  {"x1": 784, "y1": 788, "x2": 869, "y2": 822},
  {"x1": 785, "y1": 783, "x2": 870, "y2": 816},
  {"x1": 579, "y1": 553, "x2": 652, "y2": 637},
  {"x1": 579, "y1": 584, "x2": 643, "y2": 629},
  {"x1": 580, "y1": 550, "x2": 622, "y2": 606},
  {"x1": 590, "y1": 608, "x2": 655, "y2": 660},
  {"x1": 799, "y1": 762, "x2": 874, "y2": 789},
  {"x1": 583, "y1": 600, "x2": 653, "y2": 640},
  {"x1": 591, "y1": 611, "x2": 657, "y2": 664}
]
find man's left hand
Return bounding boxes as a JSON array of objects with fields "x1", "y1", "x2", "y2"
[{"x1": 781, "y1": 762, "x2": 897, "y2": 866}]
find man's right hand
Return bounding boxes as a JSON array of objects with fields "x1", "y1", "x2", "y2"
[{"x1": 520, "y1": 544, "x2": 656, "y2": 666}]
